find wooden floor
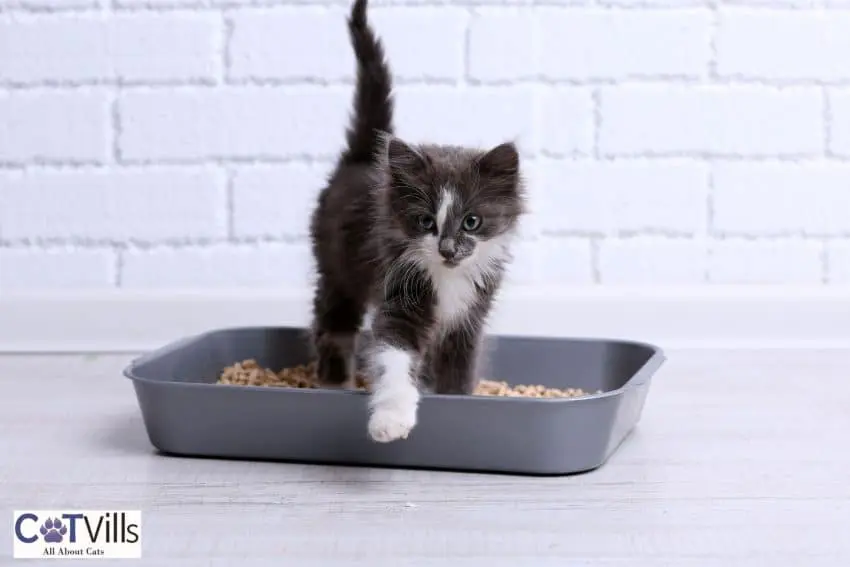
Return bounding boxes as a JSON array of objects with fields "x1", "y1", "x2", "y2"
[{"x1": 1, "y1": 349, "x2": 849, "y2": 566}]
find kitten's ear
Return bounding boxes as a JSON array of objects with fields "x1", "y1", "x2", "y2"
[
  {"x1": 386, "y1": 136, "x2": 428, "y2": 175},
  {"x1": 476, "y1": 142, "x2": 519, "y2": 177}
]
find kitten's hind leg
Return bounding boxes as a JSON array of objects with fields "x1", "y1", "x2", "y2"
[{"x1": 311, "y1": 278, "x2": 366, "y2": 389}]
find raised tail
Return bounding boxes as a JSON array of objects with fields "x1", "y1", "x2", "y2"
[{"x1": 339, "y1": 0, "x2": 394, "y2": 166}]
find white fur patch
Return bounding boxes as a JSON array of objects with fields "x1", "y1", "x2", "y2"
[
  {"x1": 436, "y1": 187, "x2": 454, "y2": 235},
  {"x1": 429, "y1": 259, "x2": 479, "y2": 326},
  {"x1": 367, "y1": 345, "x2": 420, "y2": 443},
  {"x1": 422, "y1": 229, "x2": 515, "y2": 330}
]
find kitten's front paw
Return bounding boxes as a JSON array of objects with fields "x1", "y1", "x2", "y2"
[{"x1": 368, "y1": 406, "x2": 416, "y2": 443}]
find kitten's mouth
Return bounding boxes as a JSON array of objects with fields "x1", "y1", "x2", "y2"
[{"x1": 441, "y1": 257, "x2": 460, "y2": 267}]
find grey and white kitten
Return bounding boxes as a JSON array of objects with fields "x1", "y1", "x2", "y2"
[{"x1": 308, "y1": 0, "x2": 527, "y2": 443}]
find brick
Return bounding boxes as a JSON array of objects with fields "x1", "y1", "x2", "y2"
[
  {"x1": 514, "y1": 161, "x2": 546, "y2": 240},
  {"x1": 121, "y1": 243, "x2": 312, "y2": 289},
  {"x1": 0, "y1": 13, "x2": 219, "y2": 84},
  {"x1": 827, "y1": 241, "x2": 850, "y2": 284},
  {"x1": 598, "y1": 238, "x2": 707, "y2": 284},
  {"x1": 717, "y1": 9, "x2": 850, "y2": 81},
  {"x1": 713, "y1": 163, "x2": 850, "y2": 236},
  {"x1": 362, "y1": 6, "x2": 467, "y2": 81},
  {"x1": 536, "y1": 8, "x2": 711, "y2": 80},
  {"x1": 467, "y1": 8, "x2": 535, "y2": 82},
  {"x1": 536, "y1": 160, "x2": 708, "y2": 234},
  {"x1": 393, "y1": 86, "x2": 535, "y2": 156},
  {"x1": 228, "y1": 7, "x2": 352, "y2": 82},
  {"x1": 537, "y1": 238, "x2": 595, "y2": 285},
  {"x1": 232, "y1": 162, "x2": 329, "y2": 239},
  {"x1": 118, "y1": 87, "x2": 352, "y2": 161},
  {"x1": 0, "y1": 167, "x2": 227, "y2": 241},
  {"x1": 501, "y1": 239, "x2": 541, "y2": 287},
  {"x1": 0, "y1": 248, "x2": 115, "y2": 291},
  {"x1": 536, "y1": 87, "x2": 594, "y2": 156},
  {"x1": 230, "y1": 5, "x2": 466, "y2": 83},
  {"x1": 0, "y1": 91, "x2": 109, "y2": 164},
  {"x1": 709, "y1": 239, "x2": 822, "y2": 284},
  {"x1": 599, "y1": 85, "x2": 823, "y2": 157},
  {"x1": 828, "y1": 89, "x2": 850, "y2": 157}
]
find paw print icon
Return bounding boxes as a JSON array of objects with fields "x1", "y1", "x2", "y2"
[{"x1": 39, "y1": 518, "x2": 68, "y2": 543}]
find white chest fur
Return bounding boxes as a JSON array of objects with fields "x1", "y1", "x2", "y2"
[
  {"x1": 429, "y1": 264, "x2": 479, "y2": 329},
  {"x1": 421, "y1": 231, "x2": 511, "y2": 331}
]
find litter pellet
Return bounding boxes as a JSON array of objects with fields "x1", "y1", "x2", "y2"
[{"x1": 217, "y1": 359, "x2": 601, "y2": 399}]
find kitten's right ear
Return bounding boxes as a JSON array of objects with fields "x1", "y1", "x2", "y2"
[{"x1": 385, "y1": 136, "x2": 428, "y2": 175}]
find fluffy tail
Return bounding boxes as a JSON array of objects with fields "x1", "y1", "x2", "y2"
[{"x1": 340, "y1": 0, "x2": 394, "y2": 166}]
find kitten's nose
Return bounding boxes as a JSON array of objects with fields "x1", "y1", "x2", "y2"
[{"x1": 439, "y1": 239, "x2": 457, "y2": 260}]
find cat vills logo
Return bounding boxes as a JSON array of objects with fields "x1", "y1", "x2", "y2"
[{"x1": 12, "y1": 510, "x2": 142, "y2": 559}]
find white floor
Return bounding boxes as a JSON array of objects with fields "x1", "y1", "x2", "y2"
[{"x1": 1, "y1": 349, "x2": 849, "y2": 566}]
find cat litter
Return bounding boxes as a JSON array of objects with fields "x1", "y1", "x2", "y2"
[
  {"x1": 217, "y1": 358, "x2": 600, "y2": 399},
  {"x1": 124, "y1": 326, "x2": 665, "y2": 475}
]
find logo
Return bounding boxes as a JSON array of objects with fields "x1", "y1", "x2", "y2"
[{"x1": 13, "y1": 510, "x2": 141, "y2": 559}]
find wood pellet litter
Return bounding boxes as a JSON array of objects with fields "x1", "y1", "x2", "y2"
[{"x1": 217, "y1": 359, "x2": 601, "y2": 399}]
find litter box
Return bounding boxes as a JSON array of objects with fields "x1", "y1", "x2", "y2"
[{"x1": 123, "y1": 326, "x2": 665, "y2": 476}]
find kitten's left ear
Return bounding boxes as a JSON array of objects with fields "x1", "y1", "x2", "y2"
[{"x1": 476, "y1": 142, "x2": 519, "y2": 177}]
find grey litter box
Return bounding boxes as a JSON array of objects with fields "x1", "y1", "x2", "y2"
[{"x1": 124, "y1": 327, "x2": 665, "y2": 476}]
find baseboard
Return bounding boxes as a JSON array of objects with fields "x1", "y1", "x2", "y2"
[{"x1": 2, "y1": 285, "x2": 850, "y2": 353}]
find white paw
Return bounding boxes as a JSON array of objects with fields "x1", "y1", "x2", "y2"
[{"x1": 368, "y1": 406, "x2": 416, "y2": 443}]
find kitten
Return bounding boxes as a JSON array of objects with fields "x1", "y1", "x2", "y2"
[{"x1": 308, "y1": 0, "x2": 527, "y2": 443}]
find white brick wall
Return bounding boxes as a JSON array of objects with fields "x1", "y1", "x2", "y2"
[{"x1": 0, "y1": 1, "x2": 848, "y2": 291}]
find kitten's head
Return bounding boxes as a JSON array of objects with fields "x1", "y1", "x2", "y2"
[{"x1": 377, "y1": 135, "x2": 526, "y2": 277}]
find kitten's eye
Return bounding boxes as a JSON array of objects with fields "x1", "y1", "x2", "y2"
[
  {"x1": 418, "y1": 215, "x2": 436, "y2": 230},
  {"x1": 462, "y1": 214, "x2": 482, "y2": 232}
]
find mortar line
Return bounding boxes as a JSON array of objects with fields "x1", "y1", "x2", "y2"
[
  {"x1": 110, "y1": 94, "x2": 122, "y2": 164},
  {"x1": 704, "y1": 163, "x2": 715, "y2": 283},
  {"x1": 10, "y1": 153, "x2": 850, "y2": 170},
  {"x1": 221, "y1": 9, "x2": 234, "y2": 86},
  {"x1": 8, "y1": 76, "x2": 850, "y2": 90},
  {"x1": 113, "y1": 246, "x2": 125, "y2": 288},
  {"x1": 823, "y1": 86, "x2": 833, "y2": 157},
  {"x1": 592, "y1": 88, "x2": 602, "y2": 160},
  {"x1": 708, "y1": 0, "x2": 719, "y2": 81},
  {"x1": 106, "y1": 0, "x2": 119, "y2": 164},
  {"x1": 589, "y1": 237, "x2": 602, "y2": 284},
  {"x1": 225, "y1": 167, "x2": 236, "y2": 241},
  {"x1": 0, "y1": 236, "x2": 311, "y2": 251},
  {"x1": 461, "y1": 6, "x2": 473, "y2": 88}
]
